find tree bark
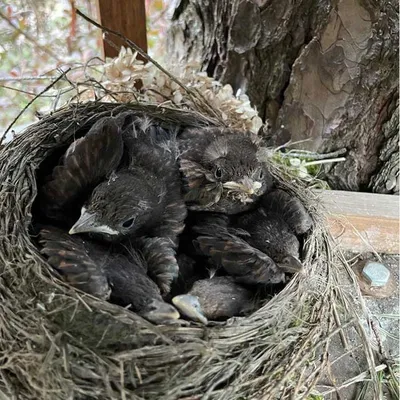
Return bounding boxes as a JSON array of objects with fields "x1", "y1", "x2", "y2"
[{"x1": 168, "y1": 0, "x2": 399, "y2": 192}]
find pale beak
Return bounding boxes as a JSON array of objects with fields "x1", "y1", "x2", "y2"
[
  {"x1": 277, "y1": 255, "x2": 305, "y2": 274},
  {"x1": 223, "y1": 177, "x2": 262, "y2": 195},
  {"x1": 69, "y1": 209, "x2": 119, "y2": 236},
  {"x1": 142, "y1": 299, "x2": 180, "y2": 325},
  {"x1": 172, "y1": 294, "x2": 208, "y2": 325}
]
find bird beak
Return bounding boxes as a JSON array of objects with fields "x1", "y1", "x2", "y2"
[
  {"x1": 69, "y1": 208, "x2": 119, "y2": 236},
  {"x1": 172, "y1": 294, "x2": 208, "y2": 325},
  {"x1": 277, "y1": 255, "x2": 305, "y2": 274},
  {"x1": 223, "y1": 177, "x2": 262, "y2": 195},
  {"x1": 142, "y1": 300, "x2": 180, "y2": 324}
]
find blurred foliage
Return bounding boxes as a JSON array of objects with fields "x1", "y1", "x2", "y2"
[
  {"x1": 146, "y1": 0, "x2": 171, "y2": 62},
  {"x1": 0, "y1": 0, "x2": 170, "y2": 137}
]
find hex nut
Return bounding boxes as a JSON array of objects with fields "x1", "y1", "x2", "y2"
[{"x1": 362, "y1": 261, "x2": 391, "y2": 287}]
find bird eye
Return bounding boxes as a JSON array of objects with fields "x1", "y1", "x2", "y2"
[
  {"x1": 122, "y1": 218, "x2": 135, "y2": 228},
  {"x1": 214, "y1": 167, "x2": 223, "y2": 179}
]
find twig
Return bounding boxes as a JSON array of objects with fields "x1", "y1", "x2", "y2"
[
  {"x1": 0, "y1": 84, "x2": 58, "y2": 97},
  {"x1": 319, "y1": 364, "x2": 387, "y2": 395},
  {"x1": 281, "y1": 148, "x2": 347, "y2": 160},
  {"x1": 0, "y1": 76, "x2": 60, "y2": 82},
  {"x1": 370, "y1": 319, "x2": 385, "y2": 358},
  {"x1": 274, "y1": 138, "x2": 313, "y2": 151},
  {"x1": 2, "y1": 69, "x2": 71, "y2": 138},
  {"x1": 75, "y1": 8, "x2": 225, "y2": 125},
  {"x1": 0, "y1": 10, "x2": 62, "y2": 62},
  {"x1": 302, "y1": 157, "x2": 346, "y2": 167},
  {"x1": 332, "y1": 302, "x2": 349, "y2": 350}
]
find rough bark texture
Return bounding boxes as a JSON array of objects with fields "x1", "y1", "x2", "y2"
[
  {"x1": 168, "y1": 0, "x2": 399, "y2": 192},
  {"x1": 369, "y1": 99, "x2": 399, "y2": 194}
]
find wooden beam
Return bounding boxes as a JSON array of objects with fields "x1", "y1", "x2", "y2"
[
  {"x1": 321, "y1": 190, "x2": 399, "y2": 254},
  {"x1": 96, "y1": 0, "x2": 147, "y2": 59}
]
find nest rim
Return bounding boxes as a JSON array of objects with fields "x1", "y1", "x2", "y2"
[{"x1": 0, "y1": 100, "x2": 380, "y2": 400}]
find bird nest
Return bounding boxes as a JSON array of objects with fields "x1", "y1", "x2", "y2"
[
  {"x1": 0, "y1": 38, "x2": 382, "y2": 397},
  {"x1": 0, "y1": 100, "x2": 381, "y2": 399}
]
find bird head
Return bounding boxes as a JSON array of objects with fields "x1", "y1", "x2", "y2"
[
  {"x1": 141, "y1": 299, "x2": 181, "y2": 325},
  {"x1": 277, "y1": 255, "x2": 305, "y2": 274},
  {"x1": 69, "y1": 171, "x2": 166, "y2": 241},
  {"x1": 180, "y1": 131, "x2": 272, "y2": 212},
  {"x1": 172, "y1": 294, "x2": 208, "y2": 325}
]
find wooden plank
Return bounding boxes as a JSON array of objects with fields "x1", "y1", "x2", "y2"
[
  {"x1": 320, "y1": 190, "x2": 399, "y2": 254},
  {"x1": 96, "y1": 0, "x2": 147, "y2": 59}
]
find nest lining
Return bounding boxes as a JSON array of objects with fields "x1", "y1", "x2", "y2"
[{"x1": 0, "y1": 99, "x2": 381, "y2": 400}]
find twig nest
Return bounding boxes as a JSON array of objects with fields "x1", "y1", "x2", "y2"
[{"x1": 0, "y1": 48, "x2": 381, "y2": 399}]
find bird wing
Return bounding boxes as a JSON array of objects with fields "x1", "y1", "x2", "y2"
[
  {"x1": 261, "y1": 189, "x2": 313, "y2": 235},
  {"x1": 40, "y1": 117, "x2": 123, "y2": 220},
  {"x1": 139, "y1": 236, "x2": 180, "y2": 296},
  {"x1": 38, "y1": 226, "x2": 110, "y2": 299},
  {"x1": 195, "y1": 229, "x2": 285, "y2": 286},
  {"x1": 154, "y1": 196, "x2": 187, "y2": 246}
]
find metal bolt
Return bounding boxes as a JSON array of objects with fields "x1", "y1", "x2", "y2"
[{"x1": 362, "y1": 261, "x2": 391, "y2": 287}]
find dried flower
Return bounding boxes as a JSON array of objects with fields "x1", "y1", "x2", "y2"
[{"x1": 76, "y1": 47, "x2": 264, "y2": 133}]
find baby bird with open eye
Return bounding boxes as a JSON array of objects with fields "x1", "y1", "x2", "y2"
[
  {"x1": 40, "y1": 114, "x2": 187, "y2": 295},
  {"x1": 178, "y1": 127, "x2": 273, "y2": 214}
]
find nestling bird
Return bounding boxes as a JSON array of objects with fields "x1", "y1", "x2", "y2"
[
  {"x1": 172, "y1": 276, "x2": 256, "y2": 324},
  {"x1": 38, "y1": 226, "x2": 181, "y2": 325},
  {"x1": 192, "y1": 213, "x2": 286, "y2": 286},
  {"x1": 40, "y1": 106, "x2": 272, "y2": 221},
  {"x1": 260, "y1": 188, "x2": 313, "y2": 235},
  {"x1": 178, "y1": 127, "x2": 273, "y2": 214},
  {"x1": 40, "y1": 114, "x2": 187, "y2": 295},
  {"x1": 192, "y1": 189, "x2": 312, "y2": 285}
]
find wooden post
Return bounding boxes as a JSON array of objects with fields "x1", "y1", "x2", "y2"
[
  {"x1": 321, "y1": 190, "x2": 399, "y2": 254},
  {"x1": 96, "y1": 0, "x2": 147, "y2": 59}
]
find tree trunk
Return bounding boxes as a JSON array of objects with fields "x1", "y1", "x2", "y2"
[{"x1": 168, "y1": 0, "x2": 399, "y2": 192}]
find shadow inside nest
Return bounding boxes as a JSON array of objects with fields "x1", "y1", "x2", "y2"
[
  {"x1": 29, "y1": 101, "x2": 312, "y2": 329},
  {"x1": 1, "y1": 101, "x2": 382, "y2": 400}
]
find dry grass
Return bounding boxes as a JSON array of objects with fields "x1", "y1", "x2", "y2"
[
  {"x1": 0, "y1": 99, "x2": 382, "y2": 399},
  {"x1": 0, "y1": 14, "x2": 385, "y2": 396}
]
